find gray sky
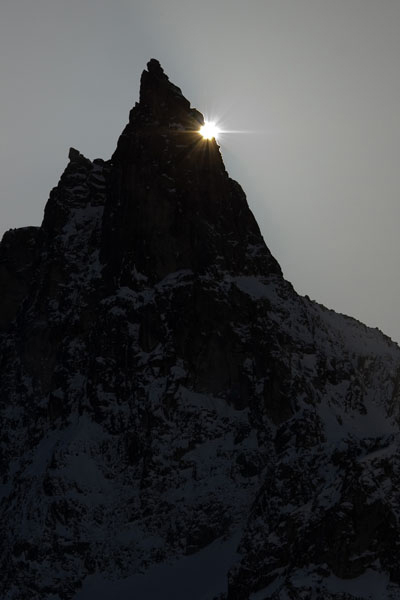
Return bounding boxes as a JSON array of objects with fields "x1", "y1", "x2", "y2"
[{"x1": 2, "y1": 0, "x2": 400, "y2": 342}]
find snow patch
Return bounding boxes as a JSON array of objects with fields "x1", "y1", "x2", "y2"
[
  {"x1": 233, "y1": 276, "x2": 270, "y2": 299},
  {"x1": 74, "y1": 532, "x2": 242, "y2": 600}
]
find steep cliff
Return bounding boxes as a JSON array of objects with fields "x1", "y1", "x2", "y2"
[{"x1": 1, "y1": 60, "x2": 400, "y2": 600}]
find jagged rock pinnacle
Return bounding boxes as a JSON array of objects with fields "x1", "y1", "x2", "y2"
[
  {"x1": 138, "y1": 58, "x2": 192, "y2": 122},
  {"x1": 147, "y1": 57, "x2": 165, "y2": 75},
  {"x1": 105, "y1": 60, "x2": 282, "y2": 284},
  {"x1": 68, "y1": 147, "x2": 92, "y2": 168}
]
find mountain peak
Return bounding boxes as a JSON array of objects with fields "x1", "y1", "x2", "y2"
[
  {"x1": 147, "y1": 57, "x2": 165, "y2": 75},
  {"x1": 138, "y1": 58, "x2": 197, "y2": 126},
  {"x1": 106, "y1": 60, "x2": 282, "y2": 284},
  {"x1": 3, "y1": 61, "x2": 399, "y2": 600}
]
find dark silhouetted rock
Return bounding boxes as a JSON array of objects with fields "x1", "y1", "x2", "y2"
[{"x1": 1, "y1": 60, "x2": 400, "y2": 600}]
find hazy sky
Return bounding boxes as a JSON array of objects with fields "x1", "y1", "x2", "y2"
[{"x1": 2, "y1": 0, "x2": 400, "y2": 342}]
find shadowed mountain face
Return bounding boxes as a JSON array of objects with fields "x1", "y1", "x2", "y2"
[
  {"x1": 1, "y1": 60, "x2": 400, "y2": 600},
  {"x1": 102, "y1": 59, "x2": 281, "y2": 285}
]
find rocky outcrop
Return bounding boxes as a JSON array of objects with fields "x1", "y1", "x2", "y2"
[
  {"x1": 102, "y1": 58, "x2": 281, "y2": 287},
  {"x1": 1, "y1": 60, "x2": 400, "y2": 600}
]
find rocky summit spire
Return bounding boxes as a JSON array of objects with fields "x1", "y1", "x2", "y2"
[
  {"x1": 139, "y1": 58, "x2": 194, "y2": 121},
  {"x1": 2, "y1": 61, "x2": 400, "y2": 600},
  {"x1": 102, "y1": 59, "x2": 282, "y2": 285}
]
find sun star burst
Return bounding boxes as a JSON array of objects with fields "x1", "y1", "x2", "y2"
[{"x1": 199, "y1": 121, "x2": 220, "y2": 140}]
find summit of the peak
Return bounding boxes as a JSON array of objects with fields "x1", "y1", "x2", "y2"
[
  {"x1": 105, "y1": 61, "x2": 283, "y2": 284},
  {"x1": 146, "y1": 58, "x2": 168, "y2": 78},
  {"x1": 138, "y1": 59, "x2": 194, "y2": 125}
]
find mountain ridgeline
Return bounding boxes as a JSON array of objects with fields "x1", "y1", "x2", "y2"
[{"x1": 1, "y1": 60, "x2": 400, "y2": 600}]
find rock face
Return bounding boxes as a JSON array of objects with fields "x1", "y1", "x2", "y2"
[{"x1": 1, "y1": 59, "x2": 400, "y2": 600}]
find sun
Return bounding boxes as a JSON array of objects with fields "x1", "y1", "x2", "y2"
[{"x1": 199, "y1": 121, "x2": 220, "y2": 140}]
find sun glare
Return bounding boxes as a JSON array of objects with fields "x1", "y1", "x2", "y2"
[{"x1": 199, "y1": 121, "x2": 220, "y2": 140}]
